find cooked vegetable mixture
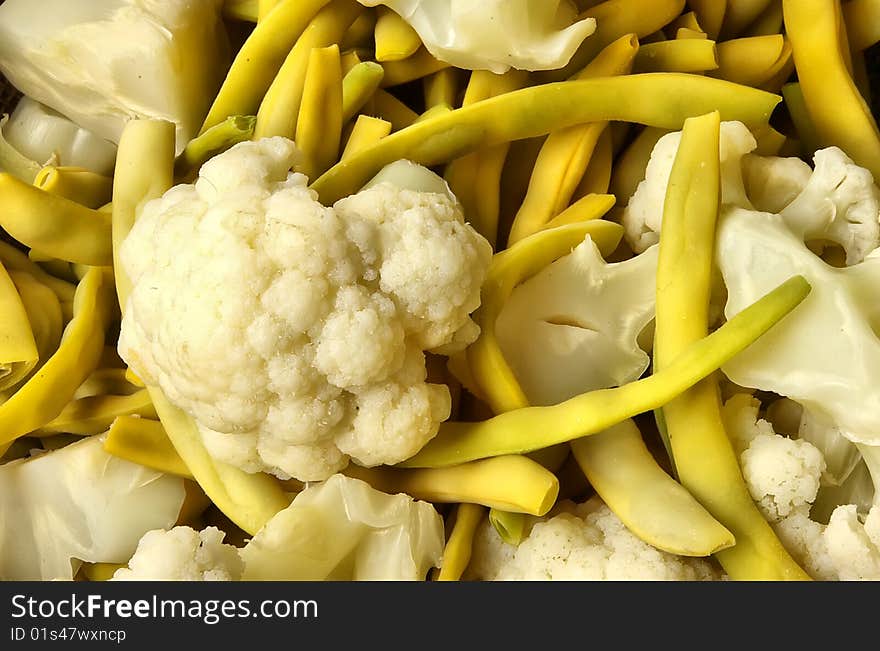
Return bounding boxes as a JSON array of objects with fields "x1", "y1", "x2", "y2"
[{"x1": 1, "y1": 0, "x2": 879, "y2": 582}]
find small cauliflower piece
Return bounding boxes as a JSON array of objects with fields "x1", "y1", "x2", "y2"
[
  {"x1": 622, "y1": 121, "x2": 756, "y2": 253},
  {"x1": 779, "y1": 147, "x2": 880, "y2": 266},
  {"x1": 111, "y1": 526, "x2": 243, "y2": 581},
  {"x1": 118, "y1": 137, "x2": 492, "y2": 482},
  {"x1": 467, "y1": 498, "x2": 723, "y2": 581},
  {"x1": 0, "y1": 435, "x2": 186, "y2": 581},
  {"x1": 356, "y1": 0, "x2": 596, "y2": 74},
  {"x1": 824, "y1": 505, "x2": 880, "y2": 580},
  {"x1": 495, "y1": 237, "x2": 658, "y2": 406}
]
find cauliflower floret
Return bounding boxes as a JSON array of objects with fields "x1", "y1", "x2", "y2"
[
  {"x1": 467, "y1": 498, "x2": 723, "y2": 581},
  {"x1": 111, "y1": 526, "x2": 243, "y2": 581},
  {"x1": 723, "y1": 393, "x2": 880, "y2": 580},
  {"x1": 118, "y1": 137, "x2": 492, "y2": 482},
  {"x1": 622, "y1": 120, "x2": 756, "y2": 253},
  {"x1": 779, "y1": 146, "x2": 880, "y2": 265}
]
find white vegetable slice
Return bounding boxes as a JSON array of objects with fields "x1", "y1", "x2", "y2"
[
  {"x1": 357, "y1": 0, "x2": 596, "y2": 73},
  {"x1": 241, "y1": 473, "x2": 444, "y2": 580},
  {"x1": 0, "y1": 435, "x2": 186, "y2": 581},
  {"x1": 495, "y1": 236, "x2": 658, "y2": 407},
  {"x1": 0, "y1": 0, "x2": 230, "y2": 154}
]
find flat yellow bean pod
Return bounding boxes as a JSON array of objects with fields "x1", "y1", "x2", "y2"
[
  {"x1": 424, "y1": 68, "x2": 461, "y2": 109},
  {"x1": 782, "y1": 82, "x2": 820, "y2": 157},
  {"x1": 8, "y1": 270, "x2": 63, "y2": 376},
  {"x1": 39, "y1": 389, "x2": 157, "y2": 436},
  {"x1": 508, "y1": 34, "x2": 638, "y2": 244},
  {"x1": 175, "y1": 115, "x2": 257, "y2": 182},
  {"x1": 341, "y1": 61, "x2": 385, "y2": 122},
  {"x1": 296, "y1": 45, "x2": 343, "y2": 179},
  {"x1": 399, "y1": 274, "x2": 810, "y2": 468},
  {"x1": 340, "y1": 11, "x2": 377, "y2": 51},
  {"x1": 712, "y1": 34, "x2": 788, "y2": 87},
  {"x1": 689, "y1": 0, "x2": 727, "y2": 39},
  {"x1": 0, "y1": 262, "x2": 38, "y2": 392},
  {"x1": 201, "y1": 0, "x2": 333, "y2": 133},
  {"x1": 374, "y1": 6, "x2": 422, "y2": 62},
  {"x1": 746, "y1": 0, "x2": 784, "y2": 37},
  {"x1": 255, "y1": 0, "x2": 362, "y2": 139},
  {"x1": 0, "y1": 175, "x2": 112, "y2": 266},
  {"x1": 844, "y1": 0, "x2": 880, "y2": 51},
  {"x1": 33, "y1": 166, "x2": 113, "y2": 209},
  {"x1": 571, "y1": 419, "x2": 735, "y2": 557},
  {"x1": 467, "y1": 220, "x2": 624, "y2": 415},
  {"x1": 0, "y1": 241, "x2": 75, "y2": 306},
  {"x1": 341, "y1": 115, "x2": 392, "y2": 161},
  {"x1": 364, "y1": 89, "x2": 419, "y2": 131},
  {"x1": 0, "y1": 267, "x2": 113, "y2": 448},
  {"x1": 540, "y1": 0, "x2": 687, "y2": 81},
  {"x1": 573, "y1": 126, "x2": 614, "y2": 197},
  {"x1": 543, "y1": 193, "x2": 616, "y2": 230},
  {"x1": 380, "y1": 47, "x2": 451, "y2": 88},
  {"x1": 103, "y1": 415, "x2": 193, "y2": 479},
  {"x1": 436, "y1": 503, "x2": 486, "y2": 581},
  {"x1": 311, "y1": 73, "x2": 782, "y2": 204},
  {"x1": 444, "y1": 69, "x2": 529, "y2": 247},
  {"x1": 653, "y1": 111, "x2": 809, "y2": 581},
  {"x1": 721, "y1": 0, "x2": 775, "y2": 37},
  {"x1": 345, "y1": 455, "x2": 559, "y2": 516},
  {"x1": 783, "y1": 0, "x2": 880, "y2": 180},
  {"x1": 632, "y1": 38, "x2": 719, "y2": 73}
]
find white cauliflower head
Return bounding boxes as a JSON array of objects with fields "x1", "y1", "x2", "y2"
[
  {"x1": 467, "y1": 498, "x2": 723, "y2": 581},
  {"x1": 118, "y1": 137, "x2": 492, "y2": 482},
  {"x1": 111, "y1": 526, "x2": 244, "y2": 581}
]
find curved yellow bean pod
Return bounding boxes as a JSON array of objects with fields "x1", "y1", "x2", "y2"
[
  {"x1": 746, "y1": 0, "x2": 784, "y2": 37},
  {"x1": 8, "y1": 271, "x2": 63, "y2": 390},
  {"x1": 112, "y1": 118, "x2": 291, "y2": 536},
  {"x1": 721, "y1": 0, "x2": 775, "y2": 37},
  {"x1": 175, "y1": 115, "x2": 256, "y2": 182},
  {"x1": 103, "y1": 415, "x2": 193, "y2": 479},
  {"x1": 508, "y1": 34, "x2": 637, "y2": 245},
  {"x1": 380, "y1": 47, "x2": 451, "y2": 88},
  {"x1": 341, "y1": 115, "x2": 392, "y2": 161},
  {"x1": 654, "y1": 110, "x2": 809, "y2": 581},
  {"x1": 374, "y1": 6, "x2": 422, "y2": 62},
  {"x1": 712, "y1": 34, "x2": 787, "y2": 87},
  {"x1": 436, "y1": 503, "x2": 486, "y2": 581},
  {"x1": 340, "y1": 11, "x2": 377, "y2": 51},
  {"x1": 781, "y1": 82, "x2": 820, "y2": 157},
  {"x1": 689, "y1": 0, "x2": 727, "y2": 39},
  {"x1": 444, "y1": 69, "x2": 528, "y2": 247},
  {"x1": 111, "y1": 119, "x2": 175, "y2": 308},
  {"x1": 341, "y1": 61, "x2": 385, "y2": 122},
  {"x1": 467, "y1": 220, "x2": 624, "y2": 415},
  {"x1": 296, "y1": 45, "x2": 343, "y2": 180},
  {"x1": 345, "y1": 455, "x2": 559, "y2": 516},
  {"x1": 311, "y1": 73, "x2": 782, "y2": 204},
  {"x1": 424, "y1": 68, "x2": 461, "y2": 109},
  {"x1": 539, "y1": 0, "x2": 686, "y2": 81},
  {"x1": 201, "y1": 0, "x2": 333, "y2": 133},
  {"x1": 0, "y1": 267, "x2": 113, "y2": 447},
  {"x1": 38, "y1": 389, "x2": 156, "y2": 436},
  {"x1": 399, "y1": 274, "x2": 810, "y2": 468},
  {"x1": 543, "y1": 193, "x2": 616, "y2": 230},
  {"x1": 571, "y1": 419, "x2": 735, "y2": 557},
  {"x1": 33, "y1": 166, "x2": 112, "y2": 209},
  {"x1": 0, "y1": 241, "x2": 75, "y2": 305},
  {"x1": 669, "y1": 10, "x2": 705, "y2": 34},
  {"x1": 611, "y1": 126, "x2": 671, "y2": 206},
  {"x1": 363, "y1": 89, "x2": 419, "y2": 131},
  {"x1": 573, "y1": 126, "x2": 613, "y2": 198},
  {"x1": 255, "y1": 0, "x2": 362, "y2": 140},
  {"x1": 0, "y1": 262, "x2": 38, "y2": 391},
  {"x1": 783, "y1": 0, "x2": 880, "y2": 180},
  {"x1": 258, "y1": 0, "x2": 281, "y2": 20},
  {"x1": 0, "y1": 174, "x2": 111, "y2": 266},
  {"x1": 844, "y1": 0, "x2": 880, "y2": 51},
  {"x1": 632, "y1": 38, "x2": 719, "y2": 73}
]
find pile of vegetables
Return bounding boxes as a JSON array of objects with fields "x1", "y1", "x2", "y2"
[{"x1": 1, "y1": 0, "x2": 879, "y2": 582}]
